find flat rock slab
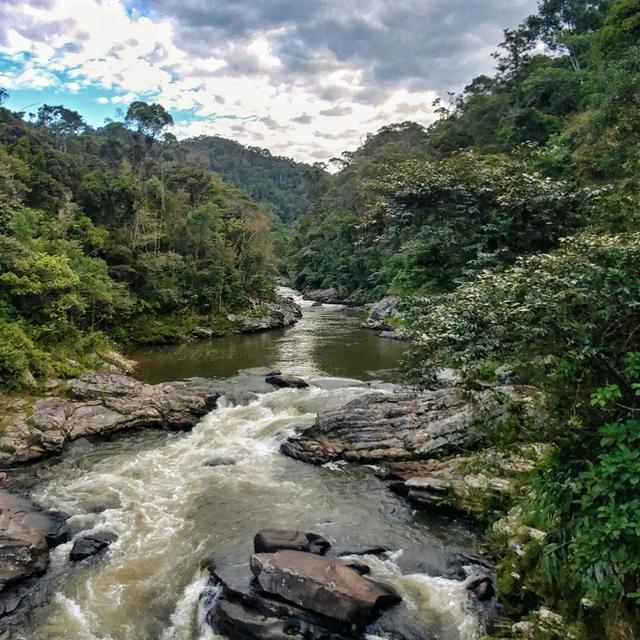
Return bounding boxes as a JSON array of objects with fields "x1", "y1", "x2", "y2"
[
  {"x1": 265, "y1": 375, "x2": 309, "y2": 389},
  {"x1": 0, "y1": 374, "x2": 222, "y2": 468},
  {"x1": 281, "y1": 386, "x2": 540, "y2": 465},
  {"x1": 250, "y1": 550, "x2": 400, "y2": 627},
  {"x1": 254, "y1": 529, "x2": 330, "y2": 555}
]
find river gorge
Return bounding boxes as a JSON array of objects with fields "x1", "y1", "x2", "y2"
[{"x1": 2, "y1": 291, "x2": 504, "y2": 640}]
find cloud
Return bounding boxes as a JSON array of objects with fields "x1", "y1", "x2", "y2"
[
  {"x1": 291, "y1": 114, "x2": 314, "y2": 125},
  {"x1": 0, "y1": 0, "x2": 539, "y2": 163},
  {"x1": 320, "y1": 105, "x2": 353, "y2": 117}
]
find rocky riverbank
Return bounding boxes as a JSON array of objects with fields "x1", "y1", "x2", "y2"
[{"x1": 0, "y1": 365, "x2": 553, "y2": 637}]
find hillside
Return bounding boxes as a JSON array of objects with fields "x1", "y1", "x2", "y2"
[
  {"x1": 0, "y1": 100, "x2": 278, "y2": 389},
  {"x1": 181, "y1": 135, "x2": 328, "y2": 222}
]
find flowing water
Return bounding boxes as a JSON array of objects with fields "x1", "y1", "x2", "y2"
[{"x1": 7, "y1": 292, "x2": 484, "y2": 640}]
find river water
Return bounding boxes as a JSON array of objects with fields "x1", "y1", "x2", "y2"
[{"x1": 8, "y1": 291, "x2": 484, "y2": 640}]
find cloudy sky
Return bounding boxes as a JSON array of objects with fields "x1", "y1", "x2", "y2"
[{"x1": 0, "y1": 0, "x2": 538, "y2": 163}]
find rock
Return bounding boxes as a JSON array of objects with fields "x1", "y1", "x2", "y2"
[
  {"x1": 305, "y1": 288, "x2": 342, "y2": 304},
  {"x1": 215, "y1": 598, "x2": 297, "y2": 640},
  {"x1": 98, "y1": 350, "x2": 137, "y2": 374},
  {"x1": 210, "y1": 561, "x2": 354, "y2": 639},
  {"x1": 203, "y1": 456, "x2": 237, "y2": 468},
  {"x1": 70, "y1": 530, "x2": 118, "y2": 561},
  {"x1": 254, "y1": 530, "x2": 330, "y2": 555},
  {"x1": 339, "y1": 546, "x2": 390, "y2": 558},
  {"x1": 310, "y1": 301, "x2": 322, "y2": 307},
  {"x1": 384, "y1": 445, "x2": 548, "y2": 518},
  {"x1": 242, "y1": 367, "x2": 282, "y2": 377},
  {"x1": 281, "y1": 386, "x2": 540, "y2": 466},
  {"x1": 360, "y1": 320, "x2": 393, "y2": 331},
  {"x1": 495, "y1": 366, "x2": 518, "y2": 385},
  {"x1": 366, "y1": 297, "x2": 400, "y2": 320},
  {"x1": 0, "y1": 491, "x2": 69, "y2": 617},
  {"x1": 219, "y1": 390, "x2": 259, "y2": 407},
  {"x1": 466, "y1": 576, "x2": 496, "y2": 602},
  {"x1": 0, "y1": 374, "x2": 222, "y2": 468},
  {"x1": 192, "y1": 327, "x2": 214, "y2": 339},
  {"x1": 265, "y1": 375, "x2": 309, "y2": 389},
  {"x1": 233, "y1": 297, "x2": 303, "y2": 333},
  {"x1": 250, "y1": 550, "x2": 400, "y2": 627},
  {"x1": 343, "y1": 561, "x2": 371, "y2": 576},
  {"x1": 309, "y1": 377, "x2": 369, "y2": 391},
  {"x1": 44, "y1": 378, "x2": 63, "y2": 391}
]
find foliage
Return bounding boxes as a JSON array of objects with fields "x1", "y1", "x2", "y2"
[
  {"x1": 181, "y1": 135, "x2": 328, "y2": 223},
  {"x1": 0, "y1": 99, "x2": 277, "y2": 390}
]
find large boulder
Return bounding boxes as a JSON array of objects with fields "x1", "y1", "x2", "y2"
[
  {"x1": 0, "y1": 374, "x2": 222, "y2": 467},
  {"x1": 254, "y1": 529, "x2": 330, "y2": 555},
  {"x1": 0, "y1": 491, "x2": 69, "y2": 618},
  {"x1": 210, "y1": 562, "x2": 351, "y2": 640},
  {"x1": 281, "y1": 386, "x2": 540, "y2": 465},
  {"x1": 230, "y1": 297, "x2": 302, "y2": 333},
  {"x1": 250, "y1": 550, "x2": 400, "y2": 627}
]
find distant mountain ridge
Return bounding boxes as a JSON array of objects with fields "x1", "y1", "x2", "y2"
[{"x1": 180, "y1": 135, "x2": 328, "y2": 223}]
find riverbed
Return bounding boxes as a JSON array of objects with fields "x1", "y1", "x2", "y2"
[{"x1": 7, "y1": 292, "x2": 484, "y2": 640}]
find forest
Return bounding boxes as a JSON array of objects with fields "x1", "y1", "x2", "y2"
[
  {"x1": 0, "y1": 0, "x2": 639, "y2": 637},
  {"x1": 287, "y1": 1, "x2": 640, "y2": 637}
]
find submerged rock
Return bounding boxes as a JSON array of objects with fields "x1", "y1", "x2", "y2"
[
  {"x1": 281, "y1": 386, "x2": 540, "y2": 465},
  {"x1": 250, "y1": 550, "x2": 400, "y2": 627},
  {"x1": 70, "y1": 530, "x2": 118, "y2": 562},
  {"x1": 0, "y1": 374, "x2": 222, "y2": 468},
  {"x1": 265, "y1": 375, "x2": 309, "y2": 389},
  {"x1": 203, "y1": 456, "x2": 237, "y2": 468},
  {"x1": 254, "y1": 529, "x2": 330, "y2": 555}
]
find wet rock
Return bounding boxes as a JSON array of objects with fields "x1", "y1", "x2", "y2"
[
  {"x1": 338, "y1": 546, "x2": 390, "y2": 558},
  {"x1": 467, "y1": 576, "x2": 496, "y2": 602},
  {"x1": 210, "y1": 562, "x2": 353, "y2": 639},
  {"x1": 343, "y1": 561, "x2": 371, "y2": 576},
  {"x1": 281, "y1": 386, "x2": 540, "y2": 466},
  {"x1": 310, "y1": 301, "x2": 322, "y2": 307},
  {"x1": 250, "y1": 550, "x2": 401, "y2": 627},
  {"x1": 203, "y1": 456, "x2": 237, "y2": 468},
  {"x1": 0, "y1": 491, "x2": 69, "y2": 617},
  {"x1": 254, "y1": 529, "x2": 330, "y2": 555},
  {"x1": 70, "y1": 530, "x2": 118, "y2": 562},
  {"x1": 265, "y1": 375, "x2": 309, "y2": 389},
  {"x1": 0, "y1": 374, "x2": 222, "y2": 467},
  {"x1": 220, "y1": 390, "x2": 259, "y2": 407}
]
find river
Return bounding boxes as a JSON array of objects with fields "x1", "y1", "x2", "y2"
[{"x1": 7, "y1": 291, "x2": 483, "y2": 640}]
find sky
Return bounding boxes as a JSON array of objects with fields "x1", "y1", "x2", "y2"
[{"x1": 0, "y1": 0, "x2": 539, "y2": 164}]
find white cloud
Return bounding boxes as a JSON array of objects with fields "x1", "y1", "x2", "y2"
[{"x1": 0, "y1": 0, "x2": 538, "y2": 163}]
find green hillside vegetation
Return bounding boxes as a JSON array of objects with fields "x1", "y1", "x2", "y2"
[
  {"x1": 288, "y1": 1, "x2": 640, "y2": 637},
  {"x1": 0, "y1": 99, "x2": 276, "y2": 390},
  {"x1": 181, "y1": 135, "x2": 328, "y2": 223}
]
